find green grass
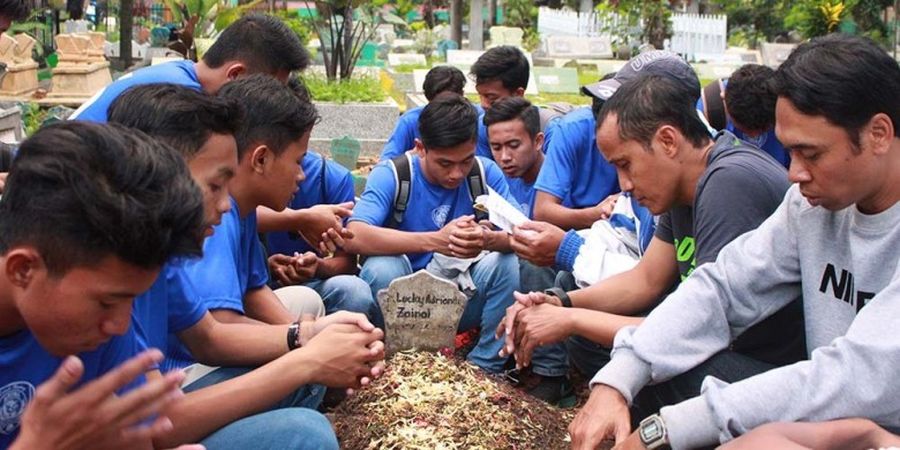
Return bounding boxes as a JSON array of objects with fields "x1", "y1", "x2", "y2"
[{"x1": 302, "y1": 74, "x2": 386, "y2": 104}]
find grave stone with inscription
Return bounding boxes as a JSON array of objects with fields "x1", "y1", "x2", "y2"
[
  {"x1": 330, "y1": 135, "x2": 361, "y2": 171},
  {"x1": 377, "y1": 270, "x2": 467, "y2": 356},
  {"x1": 388, "y1": 53, "x2": 427, "y2": 67},
  {"x1": 760, "y1": 43, "x2": 797, "y2": 68},
  {"x1": 533, "y1": 67, "x2": 579, "y2": 94}
]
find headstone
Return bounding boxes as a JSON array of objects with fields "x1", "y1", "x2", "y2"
[
  {"x1": 436, "y1": 39, "x2": 459, "y2": 58},
  {"x1": 533, "y1": 67, "x2": 579, "y2": 94},
  {"x1": 330, "y1": 136, "x2": 361, "y2": 171},
  {"x1": 545, "y1": 35, "x2": 613, "y2": 59},
  {"x1": 760, "y1": 43, "x2": 797, "y2": 69},
  {"x1": 489, "y1": 26, "x2": 524, "y2": 48},
  {"x1": 388, "y1": 52, "x2": 427, "y2": 67},
  {"x1": 12, "y1": 34, "x2": 35, "y2": 62},
  {"x1": 377, "y1": 270, "x2": 467, "y2": 356},
  {"x1": 446, "y1": 49, "x2": 485, "y2": 66}
]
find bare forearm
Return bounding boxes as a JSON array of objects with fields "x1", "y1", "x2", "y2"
[
  {"x1": 484, "y1": 230, "x2": 512, "y2": 253},
  {"x1": 256, "y1": 206, "x2": 302, "y2": 233},
  {"x1": 533, "y1": 201, "x2": 600, "y2": 230},
  {"x1": 153, "y1": 351, "x2": 316, "y2": 448},
  {"x1": 182, "y1": 321, "x2": 290, "y2": 367},
  {"x1": 569, "y1": 309, "x2": 643, "y2": 347},
  {"x1": 568, "y1": 269, "x2": 668, "y2": 315},
  {"x1": 316, "y1": 253, "x2": 358, "y2": 278},
  {"x1": 244, "y1": 287, "x2": 295, "y2": 324},
  {"x1": 345, "y1": 222, "x2": 442, "y2": 255},
  {"x1": 210, "y1": 308, "x2": 264, "y2": 325}
]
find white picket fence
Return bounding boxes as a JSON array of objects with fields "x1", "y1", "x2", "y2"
[
  {"x1": 536, "y1": 7, "x2": 727, "y2": 61},
  {"x1": 670, "y1": 14, "x2": 727, "y2": 61}
]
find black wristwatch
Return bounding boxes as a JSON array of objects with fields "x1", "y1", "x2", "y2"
[
  {"x1": 638, "y1": 414, "x2": 670, "y2": 450},
  {"x1": 543, "y1": 287, "x2": 572, "y2": 308},
  {"x1": 286, "y1": 322, "x2": 301, "y2": 350}
]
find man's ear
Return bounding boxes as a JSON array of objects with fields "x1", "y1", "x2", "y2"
[
  {"x1": 865, "y1": 112, "x2": 895, "y2": 156},
  {"x1": 514, "y1": 87, "x2": 526, "y2": 97},
  {"x1": 249, "y1": 144, "x2": 271, "y2": 174},
  {"x1": 534, "y1": 131, "x2": 545, "y2": 153},
  {"x1": 413, "y1": 139, "x2": 426, "y2": 158},
  {"x1": 4, "y1": 248, "x2": 43, "y2": 289},
  {"x1": 655, "y1": 125, "x2": 680, "y2": 158},
  {"x1": 224, "y1": 62, "x2": 248, "y2": 81}
]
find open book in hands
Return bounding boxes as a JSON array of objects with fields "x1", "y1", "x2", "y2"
[{"x1": 473, "y1": 186, "x2": 531, "y2": 234}]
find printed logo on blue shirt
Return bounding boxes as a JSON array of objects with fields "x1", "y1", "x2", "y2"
[
  {"x1": 431, "y1": 205, "x2": 451, "y2": 228},
  {"x1": 0, "y1": 381, "x2": 34, "y2": 434}
]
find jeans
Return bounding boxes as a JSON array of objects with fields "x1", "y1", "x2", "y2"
[
  {"x1": 200, "y1": 408, "x2": 339, "y2": 450},
  {"x1": 360, "y1": 252, "x2": 519, "y2": 373},
  {"x1": 630, "y1": 350, "x2": 776, "y2": 428},
  {"x1": 182, "y1": 367, "x2": 334, "y2": 449},
  {"x1": 518, "y1": 260, "x2": 568, "y2": 377},
  {"x1": 565, "y1": 335, "x2": 612, "y2": 378},
  {"x1": 305, "y1": 275, "x2": 385, "y2": 329}
]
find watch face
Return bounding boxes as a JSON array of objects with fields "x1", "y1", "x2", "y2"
[{"x1": 640, "y1": 419, "x2": 662, "y2": 443}]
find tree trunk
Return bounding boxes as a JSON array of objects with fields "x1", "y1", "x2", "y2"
[
  {"x1": 119, "y1": 0, "x2": 133, "y2": 68},
  {"x1": 469, "y1": 0, "x2": 484, "y2": 50},
  {"x1": 488, "y1": 0, "x2": 497, "y2": 26},
  {"x1": 450, "y1": 0, "x2": 462, "y2": 48}
]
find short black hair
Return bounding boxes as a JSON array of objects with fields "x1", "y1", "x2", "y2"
[
  {"x1": 725, "y1": 64, "x2": 777, "y2": 133},
  {"x1": 418, "y1": 94, "x2": 478, "y2": 149},
  {"x1": 483, "y1": 96, "x2": 540, "y2": 139},
  {"x1": 0, "y1": 0, "x2": 29, "y2": 21},
  {"x1": 423, "y1": 66, "x2": 467, "y2": 101},
  {"x1": 0, "y1": 122, "x2": 204, "y2": 275},
  {"x1": 470, "y1": 45, "x2": 530, "y2": 91},
  {"x1": 108, "y1": 83, "x2": 243, "y2": 160},
  {"x1": 202, "y1": 14, "x2": 310, "y2": 75},
  {"x1": 773, "y1": 34, "x2": 900, "y2": 148},
  {"x1": 599, "y1": 74, "x2": 712, "y2": 151},
  {"x1": 218, "y1": 74, "x2": 319, "y2": 159}
]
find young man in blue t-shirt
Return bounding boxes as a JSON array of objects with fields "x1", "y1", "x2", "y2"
[
  {"x1": 380, "y1": 65, "x2": 482, "y2": 161},
  {"x1": 168, "y1": 77, "x2": 384, "y2": 375},
  {"x1": 470, "y1": 46, "x2": 565, "y2": 158},
  {"x1": 483, "y1": 97, "x2": 544, "y2": 218},
  {"x1": 261, "y1": 150, "x2": 384, "y2": 328},
  {"x1": 347, "y1": 94, "x2": 521, "y2": 375},
  {"x1": 70, "y1": 14, "x2": 309, "y2": 123},
  {"x1": 0, "y1": 122, "x2": 204, "y2": 449},
  {"x1": 697, "y1": 64, "x2": 791, "y2": 168},
  {"x1": 109, "y1": 84, "x2": 383, "y2": 449}
]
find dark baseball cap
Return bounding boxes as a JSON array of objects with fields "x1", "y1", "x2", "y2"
[{"x1": 582, "y1": 50, "x2": 700, "y2": 101}]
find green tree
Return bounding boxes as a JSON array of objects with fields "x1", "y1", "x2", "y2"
[{"x1": 712, "y1": 0, "x2": 790, "y2": 48}]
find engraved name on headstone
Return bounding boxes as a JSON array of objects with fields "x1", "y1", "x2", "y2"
[{"x1": 377, "y1": 270, "x2": 467, "y2": 356}]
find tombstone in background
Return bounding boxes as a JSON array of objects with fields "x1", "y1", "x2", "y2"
[
  {"x1": 330, "y1": 135, "x2": 361, "y2": 171},
  {"x1": 489, "y1": 26, "x2": 524, "y2": 48},
  {"x1": 760, "y1": 43, "x2": 798, "y2": 68},
  {"x1": 533, "y1": 67, "x2": 579, "y2": 94},
  {"x1": 446, "y1": 49, "x2": 485, "y2": 66},
  {"x1": 49, "y1": 33, "x2": 113, "y2": 98},
  {"x1": 544, "y1": 35, "x2": 613, "y2": 60},
  {"x1": 436, "y1": 39, "x2": 459, "y2": 59},
  {"x1": 377, "y1": 270, "x2": 467, "y2": 356},
  {"x1": 388, "y1": 53, "x2": 427, "y2": 67},
  {"x1": 0, "y1": 33, "x2": 39, "y2": 96}
]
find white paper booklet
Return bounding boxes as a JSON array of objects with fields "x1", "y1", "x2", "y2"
[{"x1": 474, "y1": 186, "x2": 529, "y2": 233}]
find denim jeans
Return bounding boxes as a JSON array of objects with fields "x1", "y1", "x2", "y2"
[
  {"x1": 304, "y1": 275, "x2": 385, "y2": 330},
  {"x1": 630, "y1": 350, "x2": 776, "y2": 428},
  {"x1": 182, "y1": 366, "x2": 334, "y2": 449},
  {"x1": 518, "y1": 260, "x2": 568, "y2": 377},
  {"x1": 360, "y1": 252, "x2": 519, "y2": 373}
]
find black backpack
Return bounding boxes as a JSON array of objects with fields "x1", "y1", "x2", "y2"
[
  {"x1": 0, "y1": 143, "x2": 14, "y2": 173},
  {"x1": 700, "y1": 78, "x2": 728, "y2": 131},
  {"x1": 386, "y1": 152, "x2": 488, "y2": 228}
]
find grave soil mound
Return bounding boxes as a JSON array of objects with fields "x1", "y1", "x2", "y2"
[{"x1": 333, "y1": 350, "x2": 575, "y2": 449}]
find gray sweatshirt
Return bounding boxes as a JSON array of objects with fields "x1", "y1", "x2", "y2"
[{"x1": 591, "y1": 184, "x2": 900, "y2": 449}]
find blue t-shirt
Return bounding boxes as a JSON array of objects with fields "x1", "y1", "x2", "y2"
[
  {"x1": 0, "y1": 328, "x2": 144, "y2": 447},
  {"x1": 507, "y1": 177, "x2": 537, "y2": 219},
  {"x1": 383, "y1": 104, "x2": 489, "y2": 161},
  {"x1": 266, "y1": 152, "x2": 356, "y2": 256},
  {"x1": 166, "y1": 197, "x2": 269, "y2": 369},
  {"x1": 534, "y1": 107, "x2": 619, "y2": 208},
  {"x1": 350, "y1": 155, "x2": 515, "y2": 270},
  {"x1": 70, "y1": 60, "x2": 201, "y2": 123},
  {"x1": 696, "y1": 79, "x2": 790, "y2": 169},
  {"x1": 181, "y1": 196, "x2": 269, "y2": 314},
  {"x1": 131, "y1": 261, "x2": 208, "y2": 373}
]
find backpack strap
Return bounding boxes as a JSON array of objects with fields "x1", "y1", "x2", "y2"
[
  {"x1": 467, "y1": 157, "x2": 488, "y2": 222},
  {"x1": 386, "y1": 152, "x2": 413, "y2": 228},
  {"x1": 701, "y1": 78, "x2": 728, "y2": 131}
]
